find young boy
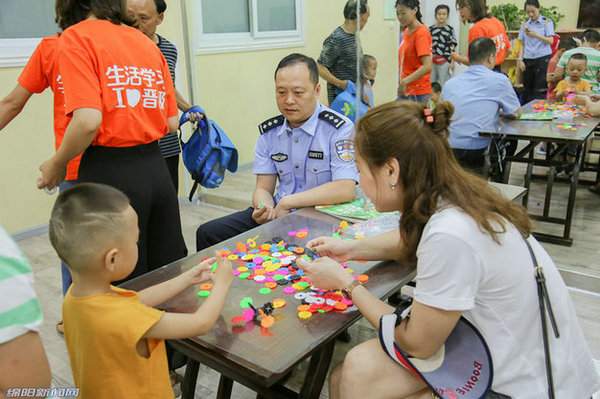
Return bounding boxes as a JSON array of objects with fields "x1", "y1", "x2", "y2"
[
  {"x1": 555, "y1": 53, "x2": 592, "y2": 100},
  {"x1": 547, "y1": 37, "x2": 577, "y2": 100},
  {"x1": 429, "y1": 4, "x2": 457, "y2": 86},
  {"x1": 330, "y1": 54, "x2": 378, "y2": 121},
  {"x1": 428, "y1": 81, "x2": 442, "y2": 109},
  {"x1": 49, "y1": 183, "x2": 233, "y2": 399},
  {"x1": 361, "y1": 54, "x2": 378, "y2": 107}
]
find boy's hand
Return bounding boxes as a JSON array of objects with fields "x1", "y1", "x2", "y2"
[
  {"x1": 213, "y1": 255, "x2": 234, "y2": 287},
  {"x1": 183, "y1": 257, "x2": 216, "y2": 286}
]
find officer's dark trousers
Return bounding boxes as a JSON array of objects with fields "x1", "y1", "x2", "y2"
[
  {"x1": 78, "y1": 142, "x2": 188, "y2": 280},
  {"x1": 452, "y1": 148, "x2": 489, "y2": 177},
  {"x1": 522, "y1": 55, "x2": 551, "y2": 104},
  {"x1": 196, "y1": 207, "x2": 259, "y2": 251}
]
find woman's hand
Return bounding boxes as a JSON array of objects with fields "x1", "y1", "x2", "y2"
[
  {"x1": 306, "y1": 236, "x2": 356, "y2": 262},
  {"x1": 37, "y1": 157, "x2": 66, "y2": 190},
  {"x1": 517, "y1": 60, "x2": 526, "y2": 73},
  {"x1": 296, "y1": 257, "x2": 354, "y2": 291}
]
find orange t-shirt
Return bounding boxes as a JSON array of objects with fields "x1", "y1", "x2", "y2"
[
  {"x1": 63, "y1": 286, "x2": 173, "y2": 399},
  {"x1": 398, "y1": 25, "x2": 432, "y2": 96},
  {"x1": 58, "y1": 19, "x2": 178, "y2": 148},
  {"x1": 18, "y1": 36, "x2": 80, "y2": 181},
  {"x1": 468, "y1": 17, "x2": 511, "y2": 66}
]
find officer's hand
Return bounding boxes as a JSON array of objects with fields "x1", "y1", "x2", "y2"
[
  {"x1": 37, "y1": 158, "x2": 66, "y2": 191},
  {"x1": 252, "y1": 206, "x2": 275, "y2": 224}
]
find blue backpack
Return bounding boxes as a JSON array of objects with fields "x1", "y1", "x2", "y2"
[
  {"x1": 179, "y1": 106, "x2": 238, "y2": 201},
  {"x1": 329, "y1": 80, "x2": 370, "y2": 122}
]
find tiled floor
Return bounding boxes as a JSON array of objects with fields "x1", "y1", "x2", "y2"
[{"x1": 16, "y1": 166, "x2": 600, "y2": 397}]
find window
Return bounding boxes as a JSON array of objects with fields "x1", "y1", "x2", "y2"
[
  {"x1": 0, "y1": 0, "x2": 58, "y2": 67},
  {"x1": 194, "y1": 0, "x2": 304, "y2": 54}
]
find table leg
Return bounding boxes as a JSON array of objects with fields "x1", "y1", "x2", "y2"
[
  {"x1": 217, "y1": 375, "x2": 234, "y2": 399},
  {"x1": 543, "y1": 142, "x2": 555, "y2": 219},
  {"x1": 522, "y1": 142, "x2": 535, "y2": 208},
  {"x1": 181, "y1": 358, "x2": 200, "y2": 399},
  {"x1": 299, "y1": 340, "x2": 336, "y2": 399},
  {"x1": 564, "y1": 144, "x2": 583, "y2": 241}
]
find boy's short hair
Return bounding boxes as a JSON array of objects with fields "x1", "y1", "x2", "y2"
[
  {"x1": 559, "y1": 37, "x2": 577, "y2": 51},
  {"x1": 49, "y1": 183, "x2": 131, "y2": 269},
  {"x1": 431, "y1": 81, "x2": 442, "y2": 94},
  {"x1": 569, "y1": 53, "x2": 588, "y2": 64}
]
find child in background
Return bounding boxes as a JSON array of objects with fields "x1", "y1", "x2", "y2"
[
  {"x1": 49, "y1": 183, "x2": 233, "y2": 399},
  {"x1": 361, "y1": 54, "x2": 378, "y2": 107},
  {"x1": 330, "y1": 54, "x2": 378, "y2": 121},
  {"x1": 547, "y1": 37, "x2": 577, "y2": 100},
  {"x1": 429, "y1": 4, "x2": 458, "y2": 86},
  {"x1": 555, "y1": 53, "x2": 592, "y2": 100},
  {"x1": 428, "y1": 81, "x2": 442, "y2": 109}
]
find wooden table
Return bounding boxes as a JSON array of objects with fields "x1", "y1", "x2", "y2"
[
  {"x1": 122, "y1": 208, "x2": 415, "y2": 399},
  {"x1": 479, "y1": 101, "x2": 600, "y2": 246}
]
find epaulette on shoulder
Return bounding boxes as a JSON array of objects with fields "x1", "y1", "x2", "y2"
[
  {"x1": 258, "y1": 115, "x2": 284, "y2": 134},
  {"x1": 319, "y1": 110, "x2": 346, "y2": 129}
]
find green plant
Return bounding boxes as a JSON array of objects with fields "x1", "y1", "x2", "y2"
[
  {"x1": 490, "y1": 3, "x2": 565, "y2": 31},
  {"x1": 539, "y1": 6, "x2": 564, "y2": 25},
  {"x1": 490, "y1": 3, "x2": 523, "y2": 31}
]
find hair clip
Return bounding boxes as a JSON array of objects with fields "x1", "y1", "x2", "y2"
[{"x1": 423, "y1": 108, "x2": 434, "y2": 124}]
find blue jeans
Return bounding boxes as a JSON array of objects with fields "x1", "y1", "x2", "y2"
[{"x1": 59, "y1": 180, "x2": 78, "y2": 295}]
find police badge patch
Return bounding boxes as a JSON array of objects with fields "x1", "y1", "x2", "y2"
[
  {"x1": 271, "y1": 153, "x2": 288, "y2": 162},
  {"x1": 335, "y1": 140, "x2": 355, "y2": 162}
]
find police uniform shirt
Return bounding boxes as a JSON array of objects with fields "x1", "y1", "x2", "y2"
[{"x1": 253, "y1": 103, "x2": 358, "y2": 203}]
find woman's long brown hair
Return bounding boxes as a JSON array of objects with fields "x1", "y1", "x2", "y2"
[{"x1": 355, "y1": 101, "x2": 532, "y2": 262}]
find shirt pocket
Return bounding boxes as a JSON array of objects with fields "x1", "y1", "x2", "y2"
[
  {"x1": 307, "y1": 163, "x2": 332, "y2": 187},
  {"x1": 276, "y1": 164, "x2": 294, "y2": 187}
]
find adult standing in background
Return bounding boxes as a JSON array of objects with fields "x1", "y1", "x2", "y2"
[
  {"x1": 318, "y1": 0, "x2": 370, "y2": 105},
  {"x1": 128, "y1": 0, "x2": 203, "y2": 193},
  {"x1": 38, "y1": 0, "x2": 187, "y2": 281},
  {"x1": 517, "y1": 0, "x2": 555, "y2": 103},
  {"x1": 396, "y1": 0, "x2": 432, "y2": 102},
  {"x1": 452, "y1": 0, "x2": 510, "y2": 71}
]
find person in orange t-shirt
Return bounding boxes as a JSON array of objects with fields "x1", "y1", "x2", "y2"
[
  {"x1": 452, "y1": 0, "x2": 511, "y2": 70},
  {"x1": 0, "y1": 32, "x2": 82, "y2": 316},
  {"x1": 396, "y1": 0, "x2": 432, "y2": 102},
  {"x1": 38, "y1": 0, "x2": 187, "y2": 281}
]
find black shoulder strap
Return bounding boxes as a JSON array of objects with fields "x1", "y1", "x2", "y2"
[{"x1": 523, "y1": 236, "x2": 560, "y2": 399}]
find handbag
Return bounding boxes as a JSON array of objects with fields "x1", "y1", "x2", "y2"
[{"x1": 378, "y1": 235, "x2": 560, "y2": 399}]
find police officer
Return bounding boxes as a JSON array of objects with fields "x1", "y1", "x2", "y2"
[{"x1": 196, "y1": 53, "x2": 358, "y2": 251}]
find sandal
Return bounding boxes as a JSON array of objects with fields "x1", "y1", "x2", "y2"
[{"x1": 56, "y1": 320, "x2": 64, "y2": 335}]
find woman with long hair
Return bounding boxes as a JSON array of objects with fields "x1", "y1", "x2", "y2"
[
  {"x1": 38, "y1": 0, "x2": 187, "y2": 279},
  {"x1": 396, "y1": 0, "x2": 432, "y2": 102},
  {"x1": 298, "y1": 101, "x2": 599, "y2": 398},
  {"x1": 452, "y1": 0, "x2": 511, "y2": 71}
]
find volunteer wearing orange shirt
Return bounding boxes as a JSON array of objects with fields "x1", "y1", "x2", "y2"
[
  {"x1": 38, "y1": 0, "x2": 187, "y2": 280},
  {"x1": 0, "y1": 34, "x2": 80, "y2": 305},
  {"x1": 452, "y1": 0, "x2": 510, "y2": 71},
  {"x1": 396, "y1": 0, "x2": 432, "y2": 103}
]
